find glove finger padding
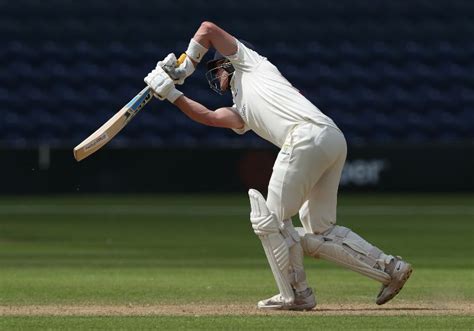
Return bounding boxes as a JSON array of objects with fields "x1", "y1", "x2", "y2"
[
  {"x1": 144, "y1": 66, "x2": 176, "y2": 101},
  {"x1": 158, "y1": 53, "x2": 177, "y2": 71},
  {"x1": 164, "y1": 56, "x2": 195, "y2": 85}
]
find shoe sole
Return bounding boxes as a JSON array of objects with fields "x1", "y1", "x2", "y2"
[
  {"x1": 376, "y1": 264, "x2": 413, "y2": 305},
  {"x1": 257, "y1": 301, "x2": 316, "y2": 311}
]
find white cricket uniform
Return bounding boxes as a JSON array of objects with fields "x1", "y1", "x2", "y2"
[{"x1": 226, "y1": 39, "x2": 347, "y2": 234}]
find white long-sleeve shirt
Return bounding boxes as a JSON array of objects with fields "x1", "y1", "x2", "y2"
[{"x1": 227, "y1": 39, "x2": 340, "y2": 148}]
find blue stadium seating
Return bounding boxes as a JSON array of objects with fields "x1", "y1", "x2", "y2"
[{"x1": 0, "y1": 0, "x2": 473, "y2": 147}]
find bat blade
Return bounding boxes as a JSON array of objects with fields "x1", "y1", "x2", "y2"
[{"x1": 73, "y1": 86, "x2": 153, "y2": 161}]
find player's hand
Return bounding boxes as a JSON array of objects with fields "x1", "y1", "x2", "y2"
[
  {"x1": 144, "y1": 65, "x2": 183, "y2": 103},
  {"x1": 157, "y1": 39, "x2": 207, "y2": 85},
  {"x1": 159, "y1": 52, "x2": 195, "y2": 85}
]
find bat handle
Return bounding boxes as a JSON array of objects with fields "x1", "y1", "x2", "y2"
[{"x1": 177, "y1": 53, "x2": 187, "y2": 66}]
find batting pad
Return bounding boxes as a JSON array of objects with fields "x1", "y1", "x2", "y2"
[
  {"x1": 297, "y1": 226, "x2": 392, "y2": 284},
  {"x1": 249, "y1": 189, "x2": 295, "y2": 303}
]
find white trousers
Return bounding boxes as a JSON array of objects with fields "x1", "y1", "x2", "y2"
[{"x1": 267, "y1": 122, "x2": 347, "y2": 234}]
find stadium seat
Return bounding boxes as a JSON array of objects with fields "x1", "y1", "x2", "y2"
[{"x1": 1, "y1": 1, "x2": 473, "y2": 147}]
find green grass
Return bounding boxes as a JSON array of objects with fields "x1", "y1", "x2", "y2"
[
  {"x1": 1, "y1": 316, "x2": 473, "y2": 330},
  {"x1": 0, "y1": 194, "x2": 473, "y2": 329}
]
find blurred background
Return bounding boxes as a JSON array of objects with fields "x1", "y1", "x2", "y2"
[{"x1": 0, "y1": 0, "x2": 473, "y2": 194}]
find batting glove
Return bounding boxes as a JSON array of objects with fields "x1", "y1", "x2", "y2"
[
  {"x1": 158, "y1": 53, "x2": 190, "y2": 85},
  {"x1": 159, "y1": 39, "x2": 208, "y2": 85},
  {"x1": 144, "y1": 65, "x2": 183, "y2": 103}
]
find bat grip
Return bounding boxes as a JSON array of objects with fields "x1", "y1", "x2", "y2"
[{"x1": 177, "y1": 53, "x2": 187, "y2": 66}]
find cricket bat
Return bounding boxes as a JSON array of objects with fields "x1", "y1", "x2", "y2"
[{"x1": 73, "y1": 86, "x2": 153, "y2": 161}]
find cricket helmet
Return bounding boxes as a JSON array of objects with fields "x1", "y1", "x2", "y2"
[{"x1": 205, "y1": 40, "x2": 255, "y2": 95}]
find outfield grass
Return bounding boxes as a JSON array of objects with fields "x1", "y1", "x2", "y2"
[
  {"x1": 0, "y1": 194, "x2": 473, "y2": 329},
  {"x1": 1, "y1": 316, "x2": 473, "y2": 330}
]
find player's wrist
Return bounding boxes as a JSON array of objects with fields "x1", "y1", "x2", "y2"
[
  {"x1": 185, "y1": 38, "x2": 208, "y2": 63},
  {"x1": 166, "y1": 87, "x2": 183, "y2": 103}
]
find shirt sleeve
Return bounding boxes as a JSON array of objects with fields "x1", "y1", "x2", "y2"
[
  {"x1": 225, "y1": 39, "x2": 265, "y2": 72},
  {"x1": 229, "y1": 106, "x2": 250, "y2": 135}
]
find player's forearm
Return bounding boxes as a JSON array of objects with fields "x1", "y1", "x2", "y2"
[
  {"x1": 164, "y1": 22, "x2": 235, "y2": 86},
  {"x1": 192, "y1": 22, "x2": 237, "y2": 58},
  {"x1": 173, "y1": 95, "x2": 216, "y2": 127},
  {"x1": 193, "y1": 22, "x2": 214, "y2": 49}
]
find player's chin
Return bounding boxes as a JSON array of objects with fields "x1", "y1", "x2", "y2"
[{"x1": 220, "y1": 81, "x2": 229, "y2": 92}]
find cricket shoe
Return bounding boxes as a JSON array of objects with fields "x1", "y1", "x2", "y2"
[
  {"x1": 257, "y1": 287, "x2": 316, "y2": 311},
  {"x1": 376, "y1": 256, "x2": 413, "y2": 305}
]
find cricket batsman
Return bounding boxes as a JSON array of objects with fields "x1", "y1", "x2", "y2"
[{"x1": 144, "y1": 22, "x2": 413, "y2": 311}]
